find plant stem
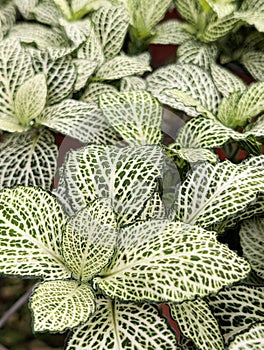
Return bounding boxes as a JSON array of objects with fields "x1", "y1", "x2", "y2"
[{"x1": 0, "y1": 286, "x2": 34, "y2": 328}]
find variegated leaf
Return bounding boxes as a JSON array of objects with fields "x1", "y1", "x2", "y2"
[
  {"x1": 71, "y1": 0, "x2": 114, "y2": 18},
  {"x1": 96, "y1": 55, "x2": 151, "y2": 80},
  {"x1": 81, "y1": 82, "x2": 118, "y2": 103},
  {"x1": 0, "y1": 39, "x2": 33, "y2": 125},
  {"x1": 92, "y1": 6, "x2": 129, "y2": 60},
  {"x1": 173, "y1": 159, "x2": 264, "y2": 228},
  {"x1": 174, "y1": 0, "x2": 201, "y2": 26},
  {"x1": 217, "y1": 92, "x2": 242, "y2": 128},
  {"x1": 235, "y1": 0, "x2": 264, "y2": 32},
  {"x1": 66, "y1": 297, "x2": 180, "y2": 350},
  {"x1": 241, "y1": 51, "x2": 264, "y2": 81},
  {"x1": 62, "y1": 199, "x2": 117, "y2": 281},
  {"x1": 205, "y1": 0, "x2": 237, "y2": 18},
  {"x1": 0, "y1": 1, "x2": 16, "y2": 40},
  {"x1": 33, "y1": 0, "x2": 62, "y2": 26},
  {"x1": 169, "y1": 143, "x2": 218, "y2": 163},
  {"x1": 14, "y1": 0, "x2": 38, "y2": 19},
  {"x1": 60, "y1": 17, "x2": 90, "y2": 47},
  {"x1": 0, "y1": 129, "x2": 58, "y2": 190},
  {"x1": 120, "y1": 76, "x2": 146, "y2": 91},
  {"x1": 239, "y1": 217, "x2": 264, "y2": 279},
  {"x1": 30, "y1": 280, "x2": 95, "y2": 332},
  {"x1": 14, "y1": 74, "x2": 47, "y2": 127},
  {"x1": 38, "y1": 99, "x2": 118, "y2": 144},
  {"x1": 147, "y1": 64, "x2": 221, "y2": 117},
  {"x1": 53, "y1": 0, "x2": 72, "y2": 20},
  {"x1": 244, "y1": 114, "x2": 264, "y2": 139},
  {"x1": 0, "y1": 187, "x2": 71, "y2": 279},
  {"x1": 73, "y1": 58, "x2": 98, "y2": 91},
  {"x1": 139, "y1": 192, "x2": 167, "y2": 221},
  {"x1": 61, "y1": 145, "x2": 164, "y2": 226},
  {"x1": 95, "y1": 220, "x2": 249, "y2": 302},
  {"x1": 207, "y1": 284, "x2": 264, "y2": 342},
  {"x1": 30, "y1": 48, "x2": 76, "y2": 105},
  {"x1": 210, "y1": 64, "x2": 246, "y2": 97},
  {"x1": 177, "y1": 40, "x2": 218, "y2": 70},
  {"x1": 169, "y1": 298, "x2": 224, "y2": 350},
  {"x1": 228, "y1": 322, "x2": 264, "y2": 349},
  {"x1": 99, "y1": 90, "x2": 162, "y2": 145},
  {"x1": 150, "y1": 19, "x2": 193, "y2": 45}
]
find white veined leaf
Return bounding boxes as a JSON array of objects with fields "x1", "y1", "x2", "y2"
[
  {"x1": 150, "y1": 19, "x2": 193, "y2": 45},
  {"x1": 96, "y1": 55, "x2": 152, "y2": 80},
  {"x1": 8, "y1": 23, "x2": 69, "y2": 49},
  {"x1": 139, "y1": 192, "x2": 167, "y2": 221},
  {"x1": 169, "y1": 143, "x2": 218, "y2": 164},
  {"x1": 80, "y1": 82, "x2": 118, "y2": 103},
  {"x1": 0, "y1": 39, "x2": 34, "y2": 122},
  {"x1": 147, "y1": 63, "x2": 221, "y2": 117},
  {"x1": 60, "y1": 17, "x2": 90, "y2": 47},
  {"x1": 33, "y1": 0, "x2": 62, "y2": 26},
  {"x1": 239, "y1": 217, "x2": 264, "y2": 279},
  {"x1": 62, "y1": 199, "x2": 117, "y2": 281},
  {"x1": 92, "y1": 6, "x2": 129, "y2": 60},
  {"x1": 217, "y1": 92, "x2": 242, "y2": 128},
  {"x1": 71, "y1": 0, "x2": 114, "y2": 19},
  {"x1": 73, "y1": 58, "x2": 98, "y2": 91},
  {"x1": 38, "y1": 99, "x2": 118, "y2": 144},
  {"x1": 30, "y1": 280, "x2": 95, "y2": 333},
  {"x1": 235, "y1": 0, "x2": 264, "y2": 32},
  {"x1": 0, "y1": 1, "x2": 16, "y2": 40},
  {"x1": 133, "y1": 51, "x2": 151, "y2": 66},
  {"x1": 210, "y1": 64, "x2": 246, "y2": 97},
  {"x1": 61, "y1": 145, "x2": 164, "y2": 226},
  {"x1": 228, "y1": 322, "x2": 264, "y2": 350},
  {"x1": 0, "y1": 187, "x2": 71, "y2": 279},
  {"x1": 177, "y1": 40, "x2": 218, "y2": 70},
  {"x1": 0, "y1": 129, "x2": 58, "y2": 190},
  {"x1": 205, "y1": 0, "x2": 237, "y2": 18},
  {"x1": 174, "y1": 0, "x2": 201, "y2": 26},
  {"x1": 241, "y1": 51, "x2": 264, "y2": 81},
  {"x1": 14, "y1": 74, "x2": 47, "y2": 127},
  {"x1": 66, "y1": 297, "x2": 180, "y2": 350},
  {"x1": 14, "y1": 0, "x2": 38, "y2": 19},
  {"x1": 99, "y1": 90, "x2": 162, "y2": 145},
  {"x1": 53, "y1": 0, "x2": 72, "y2": 20},
  {"x1": 173, "y1": 159, "x2": 264, "y2": 228},
  {"x1": 30, "y1": 48, "x2": 76, "y2": 105},
  {"x1": 95, "y1": 220, "x2": 250, "y2": 302},
  {"x1": 53, "y1": 170, "x2": 76, "y2": 217},
  {"x1": 169, "y1": 298, "x2": 224, "y2": 350},
  {"x1": 120, "y1": 76, "x2": 146, "y2": 91},
  {"x1": 207, "y1": 284, "x2": 264, "y2": 342},
  {"x1": 244, "y1": 114, "x2": 264, "y2": 139}
]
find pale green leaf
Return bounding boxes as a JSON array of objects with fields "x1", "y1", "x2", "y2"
[
  {"x1": 80, "y1": 82, "x2": 118, "y2": 103},
  {"x1": 0, "y1": 187, "x2": 71, "y2": 279},
  {"x1": 217, "y1": 92, "x2": 242, "y2": 128},
  {"x1": 177, "y1": 40, "x2": 218, "y2": 70},
  {"x1": 60, "y1": 145, "x2": 164, "y2": 226},
  {"x1": 0, "y1": 129, "x2": 58, "y2": 190},
  {"x1": 150, "y1": 19, "x2": 193, "y2": 45},
  {"x1": 0, "y1": 39, "x2": 34, "y2": 123},
  {"x1": 174, "y1": 0, "x2": 201, "y2": 26},
  {"x1": 53, "y1": 173, "x2": 76, "y2": 217},
  {"x1": 73, "y1": 58, "x2": 98, "y2": 91},
  {"x1": 38, "y1": 99, "x2": 118, "y2": 144},
  {"x1": 30, "y1": 48, "x2": 76, "y2": 105},
  {"x1": 210, "y1": 64, "x2": 246, "y2": 97},
  {"x1": 173, "y1": 159, "x2": 264, "y2": 228},
  {"x1": 96, "y1": 55, "x2": 152, "y2": 80},
  {"x1": 92, "y1": 6, "x2": 129, "y2": 60},
  {"x1": 239, "y1": 217, "x2": 264, "y2": 279},
  {"x1": 147, "y1": 63, "x2": 221, "y2": 117},
  {"x1": 30, "y1": 280, "x2": 95, "y2": 332},
  {"x1": 99, "y1": 90, "x2": 162, "y2": 145},
  {"x1": 62, "y1": 199, "x2": 117, "y2": 281},
  {"x1": 14, "y1": 0, "x2": 38, "y2": 19},
  {"x1": 120, "y1": 76, "x2": 146, "y2": 91},
  {"x1": 71, "y1": 0, "x2": 113, "y2": 18},
  {"x1": 170, "y1": 298, "x2": 224, "y2": 350},
  {"x1": 228, "y1": 322, "x2": 264, "y2": 349},
  {"x1": 169, "y1": 143, "x2": 218, "y2": 163},
  {"x1": 0, "y1": 1, "x2": 16, "y2": 40},
  {"x1": 66, "y1": 297, "x2": 180, "y2": 350},
  {"x1": 14, "y1": 74, "x2": 47, "y2": 126},
  {"x1": 53, "y1": 0, "x2": 72, "y2": 20},
  {"x1": 95, "y1": 220, "x2": 249, "y2": 302},
  {"x1": 241, "y1": 51, "x2": 264, "y2": 81},
  {"x1": 244, "y1": 114, "x2": 264, "y2": 139},
  {"x1": 235, "y1": 8, "x2": 264, "y2": 32},
  {"x1": 205, "y1": 0, "x2": 237, "y2": 18},
  {"x1": 33, "y1": 0, "x2": 62, "y2": 26},
  {"x1": 60, "y1": 17, "x2": 90, "y2": 47},
  {"x1": 208, "y1": 284, "x2": 264, "y2": 342}
]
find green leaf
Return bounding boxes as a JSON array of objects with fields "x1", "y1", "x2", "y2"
[
  {"x1": 62, "y1": 199, "x2": 117, "y2": 281},
  {"x1": 169, "y1": 298, "x2": 224, "y2": 350},
  {"x1": 66, "y1": 297, "x2": 180, "y2": 349},
  {"x1": 208, "y1": 284, "x2": 264, "y2": 342},
  {"x1": 217, "y1": 92, "x2": 242, "y2": 128},
  {"x1": 30, "y1": 280, "x2": 95, "y2": 332},
  {"x1": 99, "y1": 90, "x2": 162, "y2": 145},
  {"x1": 0, "y1": 129, "x2": 58, "y2": 190},
  {"x1": 0, "y1": 39, "x2": 34, "y2": 124},
  {"x1": 228, "y1": 322, "x2": 264, "y2": 349},
  {"x1": 241, "y1": 51, "x2": 264, "y2": 81},
  {"x1": 38, "y1": 99, "x2": 118, "y2": 144},
  {"x1": 150, "y1": 19, "x2": 193, "y2": 45},
  {"x1": 0, "y1": 187, "x2": 71, "y2": 280},
  {"x1": 53, "y1": 0, "x2": 72, "y2": 20},
  {"x1": 95, "y1": 220, "x2": 249, "y2": 302},
  {"x1": 147, "y1": 63, "x2": 220, "y2": 117},
  {"x1": 92, "y1": 6, "x2": 129, "y2": 60},
  {"x1": 173, "y1": 159, "x2": 264, "y2": 228},
  {"x1": 210, "y1": 64, "x2": 246, "y2": 98},
  {"x1": 81, "y1": 82, "x2": 118, "y2": 103},
  {"x1": 96, "y1": 55, "x2": 152, "y2": 80},
  {"x1": 71, "y1": 0, "x2": 113, "y2": 18},
  {"x1": 73, "y1": 58, "x2": 98, "y2": 91},
  {"x1": 174, "y1": 0, "x2": 201, "y2": 26},
  {"x1": 205, "y1": 0, "x2": 237, "y2": 18},
  {"x1": 0, "y1": 1, "x2": 16, "y2": 40},
  {"x1": 14, "y1": 74, "x2": 47, "y2": 126},
  {"x1": 239, "y1": 217, "x2": 264, "y2": 279},
  {"x1": 120, "y1": 76, "x2": 146, "y2": 91},
  {"x1": 60, "y1": 145, "x2": 164, "y2": 226}
]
